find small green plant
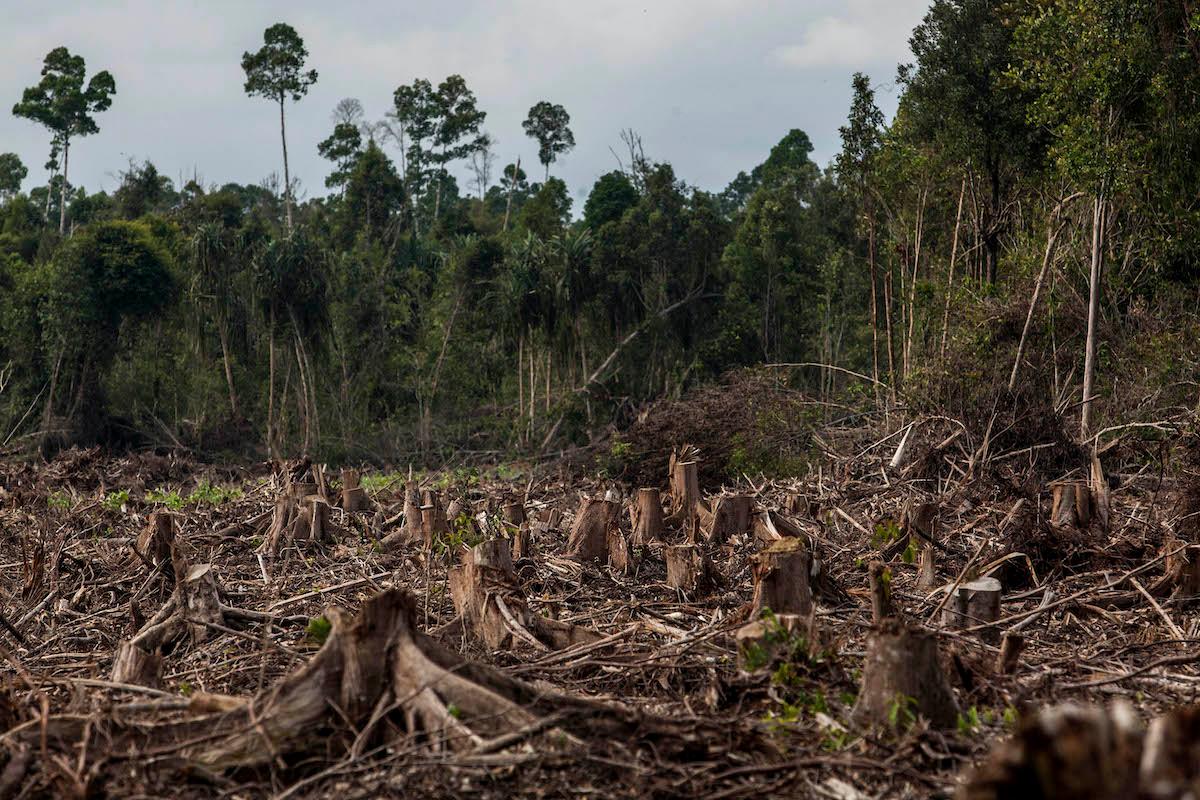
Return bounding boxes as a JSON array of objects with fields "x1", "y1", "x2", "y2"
[
  {"x1": 361, "y1": 472, "x2": 405, "y2": 494},
  {"x1": 178, "y1": 680, "x2": 193, "y2": 697},
  {"x1": 145, "y1": 488, "x2": 185, "y2": 510},
  {"x1": 434, "y1": 513, "x2": 482, "y2": 557},
  {"x1": 901, "y1": 539, "x2": 919, "y2": 564},
  {"x1": 821, "y1": 727, "x2": 854, "y2": 751},
  {"x1": 1002, "y1": 705, "x2": 1019, "y2": 728},
  {"x1": 101, "y1": 489, "x2": 130, "y2": 512},
  {"x1": 871, "y1": 519, "x2": 902, "y2": 549},
  {"x1": 447, "y1": 703, "x2": 461, "y2": 719},
  {"x1": 187, "y1": 481, "x2": 242, "y2": 505},
  {"x1": 48, "y1": 491, "x2": 72, "y2": 510},
  {"x1": 306, "y1": 615, "x2": 333, "y2": 645},
  {"x1": 887, "y1": 693, "x2": 918, "y2": 730},
  {"x1": 957, "y1": 706, "x2": 983, "y2": 736}
]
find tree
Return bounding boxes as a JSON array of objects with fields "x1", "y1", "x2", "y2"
[
  {"x1": 242, "y1": 23, "x2": 318, "y2": 232},
  {"x1": 317, "y1": 122, "x2": 363, "y2": 192},
  {"x1": 431, "y1": 75, "x2": 486, "y2": 220},
  {"x1": 43, "y1": 220, "x2": 175, "y2": 441},
  {"x1": 837, "y1": 74, "x2": 886, "y2": 390},
  {"x1": 517, "y1": 178, "x2": 571, "y2": 238},
  {"x1": 898, "y1": 0, "x2": 1043, "y2": 284},
  {"x1": 0, "y1": 153, "x2": 26, "y2": 201},
  {"x1": 12, "y1": 46, "x2": 116, "y2": 235},
  {"x1": 522, "y1": 101, "x2": 575, "y2": 180},
  {"x1": 584, "y1": 171, "x2": 638, "y2": 229}
]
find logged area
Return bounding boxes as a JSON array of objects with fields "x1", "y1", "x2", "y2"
[
  {"x1": 3, "y1": 403, "x2": 1200, "y2": 798},
  {"x1": 6, "y1": 1, "x2": 1200, "y2": 797}
]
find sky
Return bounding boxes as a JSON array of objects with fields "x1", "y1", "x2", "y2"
[{"x1": 1, "y1": 1, "x2": 930, "y2": 207}]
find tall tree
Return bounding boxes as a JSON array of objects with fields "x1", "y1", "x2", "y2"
[
  {"x1": 12, "y1": 47, "x2": 115, "y2": 235},
  {"x1": 898, "y1": 0, "x2": 1042, "y2": 285},
  {"x1": 241, "y1": 23, "x2": 318, "y2": 232},
  {"x1": 837, "y1": 74, "x2": 885, "y2": 390},
  {"x1": 522, "y1": 101, "x2": 575, "y2": 180},
  {"x1": 431, "y1": 75, "x2": 486, "y2": 221},
  {"x1": 0, "y1": 153, "x2": 26, "y2": 201},
  {"x1": 317, "y1": 121, "x2": 363, "y2": 192}
]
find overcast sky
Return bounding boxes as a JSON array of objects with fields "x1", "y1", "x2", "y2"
[{"x1": 2, "y1": 1, "x2": 929, "y2": 206}]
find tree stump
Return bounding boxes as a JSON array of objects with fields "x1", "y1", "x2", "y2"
[
  {"x1": 942, "y1": 577, "x2": 1002, "y2": 643},
  {"x1": 995, "y1": 632, "x2": 1024, "y2": 674},
  {"x1": 665, "y1": 544, "x2": 712, "y2": 593},
  {"x1": 341, "y1": 468, "x2": 367, "y2": 512},
  {"x1": 867, "y1": 560, "x2": 896, "y2": 623},
  {"x1": 918, "y1": 542, "x2": 937, "y2": 590},
  {"x1": 511, "y1": 522, "x2": 533, "y2": 561},
  {"x1": 852, "y1": 619, "x2": 959, "y2": 730},
  {"x1": 1157, "y1": 539, "x2": 1200, "y2": 598},
  {"x1": 420, "y1": 490, "x2": 448, "y2": 549},
  {"x1": 607, "y1": 527, "x2": 634, "y2": 574},
  {"x1": 565, "y1": 497, "x2": 617, "y2": 562},
  {"x1": 402, "y1": 480, "x2": 423, "y2": 544},
  {"x1": 668, "y1": 446, "x2": 701, "y2": 525},
  {"x1": 111, "y1": 640, "x2": 163, "y2": 687},
  {"x1": 501, "y1": 502, "x2": 527, "y2": 527},
  {"x1": 751, "y1": 538, "x2": 812, "y2": 617},
  {"x1": 135, "y1": 511, "x2": 176, "y2": 573},
  {"x1": 1051, "y1": 481, "x2": 1092, "y2": 529},
  {"x1": 631, "y1": 488, "x2": 665, "y2": 546},
  {"x1": 450, "y1": 540, "x2": 598, "y2": 650},
  {"x1": 703, "y1": 494, "x2": 753, "y2": 544},
  {"x1": 960, "y1": 702, "x2": 1143, "y2": 800}
]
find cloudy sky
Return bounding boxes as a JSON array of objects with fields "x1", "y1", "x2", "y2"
[{"x1": 2, "y1": 1, "x2": 929, "y2": 205}]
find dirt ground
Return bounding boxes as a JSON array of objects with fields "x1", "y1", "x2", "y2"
[{"x1": 0, "y1": 405, "x2": 1197, "y2": 798}]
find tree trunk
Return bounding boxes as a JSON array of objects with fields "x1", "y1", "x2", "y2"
[
  {"x1": 58, "y1": 137, "x2": 69, "y2": 236},
  {"x1": 341, "y1": 469, "x2": 367, "y2": 512},
  {"x1": 217, "y1": 321, "x2": 240, "y2": 419},
  {"x1": 1081, "y1": 193, "x2": 1105, "y2": 439},
  {"x1": 279, "y1": 97, "x2": 293, "y2": 231},
  {"x1": 750, "y1": 537, "x2": 812, "y2": 617},
  {"x1": 852, "y1": 619, "x2": 959, "y2": 730},
  {"x1": 940, "y1": 177, "x2": 965, "y2": 359},
  {"x1": 565, "y1": 497, "x2": 617, "y2": 562},
  {"x1": 664, "y1": 544, "x2": 712, "y2": 593},
  {"x1": 631, "y1": 488, "x2": 665, "y2": 546}
]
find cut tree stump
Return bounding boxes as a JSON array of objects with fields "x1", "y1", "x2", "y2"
[
  {"x1": 340, "y1": 468, "x2": 367, "y2": 512},
  {"x1": 852, "y1": 618, "x2": 959, "y2": 730},
  {"x1": 750, "y1": 538, "x2": 812, "y2": 617},
  {"x1": 111, "y1": 639, "x2": 163, "y2": 687},
  {"x1": 631, "y1": 488, "x2": 665, "y2": 546},
  {"x1": 942, "y1": 577, "x2": 1002, "y2": 643},
  {"x1": 703, "y1": 494, "x2": 753, "y2": 544},
  {"x1": 501, "y1": 501, "x2": 526, "y2": 527},
  {"x1": 565, "y1": 497, "x2": 618, "y2": 562},
  {"x1": 402, "y1": 479, "x2": 423, "y2": 543},
  {"x1": 15, "y1": 588, "x2": 739, "y2": 788},
  {"x1": 420, "y1": 490, "x2": 449, "y2": 549},
  {"x1": 665, "y1": 544, "x2": 713, "y2": 593},
  {"x1": 917, "y1": 542, "x2": 937, "y2": 590},
  {"x1": 867, "y1": 560, "x2": 896, "y2": 623},
  {"x1": 667, "y1": 446, "x2": 702, "y2": 525},
  {"x1": 1150, "y1": 538, "x2": 1200, "y2": 598},
  {"x1": 449, "y1": 539, "x2": 600, "y2": 651},
  {"x1": 511, "y1": 522, "x2": 533, "y2": 561},
  {"x1": 134, "y1": 511, "x2": 176, "y2": 573},
  {"x1": 1051, "y1": 480, "x2": 1092, "y2": 529},
  {"x1": 995, "y1": 632, "x2": 1024, "y2": 674},
  {"x1": 960, "y1": 702, "x2": 1143, "y2": 800},
  {"x1": 607, "y1": 527, "x2": 634, "y2": 574},
  {"x1": 259, "y1": 481, "x2": 334, "y2": 561}
]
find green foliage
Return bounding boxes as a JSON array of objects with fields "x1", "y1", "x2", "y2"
[
  {"x1": 887, "y1": 693, "x2": 918, "y2": 731},
  {"x1": 522, "y1": 101, "x2": 575, "y2": 179},
  {"x1": 47, "y1": 490, "x2": 72, "y2": 510},
  {"x1": 101, "y1": 489, "x2": 129, "y2": 512},
  {"x1": 146, "y1": 482, "x2": 241, "y2": 510},
  {"x1": 0, "y1": 153, "x2": 26, "y2": 200},
  {"x1": 871, "y1": 520, "x2": 902, "y2": 549},
  {"x1": 241, "y1": 23, "x2": 317, "y2": 103},
  {"x1": 305, "y1": 615, "x2": 333, "y2": 645}
]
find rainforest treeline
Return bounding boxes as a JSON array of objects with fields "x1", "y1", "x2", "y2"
[{"x1": 2, "y1": 0, "x2": 1199, "y2": 462}]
